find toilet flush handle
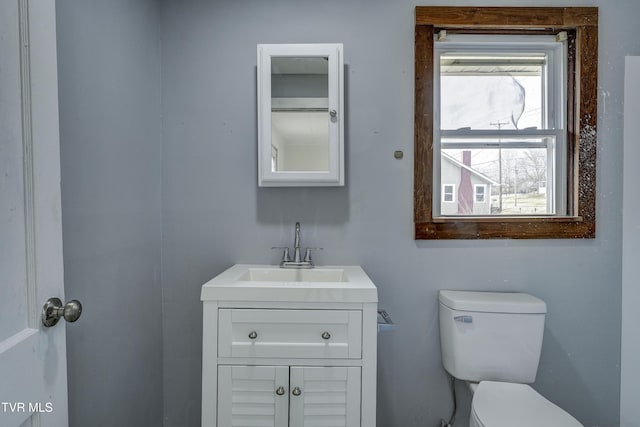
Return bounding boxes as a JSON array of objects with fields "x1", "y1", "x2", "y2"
[{"x1": 454, "y1": 315, "x2": 473, "y2": 324}]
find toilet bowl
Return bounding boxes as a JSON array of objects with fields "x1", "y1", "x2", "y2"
[
  {"x1": 469, "y1": 381, "x2": 582, "y2": 427},
  {"x1": 438, "y1": 290, "x2": 583, "y2": 427}
]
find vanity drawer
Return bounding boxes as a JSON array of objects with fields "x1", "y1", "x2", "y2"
[{"x1": 218, "y1": 309, "x2": 362, "y2": 359}]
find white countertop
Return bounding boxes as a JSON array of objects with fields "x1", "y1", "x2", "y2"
[{"x1": 201, "y1": 264, "x2": 378, "y2": 303}]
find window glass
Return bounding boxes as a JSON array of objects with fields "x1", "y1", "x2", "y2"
[
  {"x1": 440, "y1": 53, "x2": 545, "y2": 130},
  {"x1": 442, "y1": 143, "x2": 553, "y2": 215}
]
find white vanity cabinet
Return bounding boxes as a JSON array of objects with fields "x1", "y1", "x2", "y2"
[{"x1": 201, "y1": 264, "x2": 378, "y2": 427}]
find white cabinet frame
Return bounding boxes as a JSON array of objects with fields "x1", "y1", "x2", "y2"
[{"x1": 257, "y1": 43, "x2": 344, "y2": 187}]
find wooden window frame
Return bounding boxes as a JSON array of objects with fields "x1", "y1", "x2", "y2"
[{"x1": 414, "y1": 7, "x2": 598, "y2": 239}]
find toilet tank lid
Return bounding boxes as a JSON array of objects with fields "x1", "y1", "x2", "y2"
[{"x1": 439, "y1": 290, "x2": 547, "y2": 314}]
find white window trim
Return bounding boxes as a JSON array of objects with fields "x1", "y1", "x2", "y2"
[{"x1": 433, "y1": 34, "x2": 567, "y2": 217}]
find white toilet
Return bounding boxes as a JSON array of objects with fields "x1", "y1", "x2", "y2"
[{"x1": 438, "y1": 290, "x2": 583, "y2": 427}]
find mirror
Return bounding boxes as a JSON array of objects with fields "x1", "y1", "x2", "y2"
[
  {"x1": 271, "y1": 56, "x2": 329, "y2": 172},
  {"x1": 257, "y1": 44, "x2": 344, "y2": 186}
]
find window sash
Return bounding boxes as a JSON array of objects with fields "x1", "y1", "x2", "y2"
[
  {"x1": 435, "y1": 35, "x2": 566, "y2": 129},
  {"x1": 433, "y1": 34, "x2": 567, "y2": 218}
]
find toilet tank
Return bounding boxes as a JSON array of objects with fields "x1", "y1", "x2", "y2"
[{"x1": 439, "y1": 290, "x2": 547, "y2": 384}]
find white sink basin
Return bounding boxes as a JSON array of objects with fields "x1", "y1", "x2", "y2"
[
  {"x1": 238, "y1": 267, "x2": 347, "y2": 283},
  {"x1": 201, "y1": 264, "x2": 377, "y2": 303}
]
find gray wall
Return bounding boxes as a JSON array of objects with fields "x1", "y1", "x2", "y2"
[
  {"x1": 54, "y1": 0, "x2": 639, "y2": 425},
  {"x1": 161, "y1": 1, "x2": 636, "y2": 426},
  {"x1": 56, "y1": 0, "x2": 164, "y2": 425}
]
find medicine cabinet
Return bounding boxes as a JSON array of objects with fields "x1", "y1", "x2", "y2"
[{"x1": 257, "y1": 44, "x2": 344, "y2": 186}]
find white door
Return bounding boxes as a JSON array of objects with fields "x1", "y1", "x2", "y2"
[
  {"x1": 289, "y1": 367, "x2": 361, "y2": 427},
  {"x1": 217, "y1": 366, "x2": 289, "y2": 427},
  {"x1": 621, "y1": 56, "x2": 640, "y2": 427},
  {"x1": 0, "y1": 1, "x2": 69, "y2": 426}
]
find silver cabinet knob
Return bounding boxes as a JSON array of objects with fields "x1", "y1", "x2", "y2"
[
  {"x1": 292, "y1": 387, "x2": 302, "y2": 396},
  {"x1": 329, "y1": 109, "x2": 337, "y2": 118},
  {"x1": 276, "y1": 386, "x2": 285, "y2": 396},
  {"x1": 321, "y1": 331, "x2": 331, "y2": 340},
  {"x1": 248, "y1": 331, "x2": 258, "y2": 340},
  {"x1": 42, "y1": 297, "x2": 82, "y2": 328}
]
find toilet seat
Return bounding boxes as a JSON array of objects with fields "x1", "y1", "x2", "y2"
[{"x1": 471, "y1": 381, "x2": 583, "y2": 427}]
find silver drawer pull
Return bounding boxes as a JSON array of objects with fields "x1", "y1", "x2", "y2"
[
  {"x1": 276, "y1": 386, "x2": 285, "y2": 396},
  {"x1": 292, "y1": 387, "x2": 302, "y2": 396},
  {"x1": 321, "y1": 331, "x2": 331, "y2": 340},
  {"x1": 248, "y1": 331, "x2": 258, "y2": 340}
]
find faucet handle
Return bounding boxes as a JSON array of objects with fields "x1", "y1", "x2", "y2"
[
  {"x1": 303, "y1": 247, "x2": 323, "y2": 263},
  {"x1": 271, "y1": 246, "x2": 291, "y2": 262}
]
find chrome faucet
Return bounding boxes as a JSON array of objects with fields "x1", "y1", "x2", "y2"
[
  {"x1": 292, "y1": 222, "x2": 302, "y2": 263},
  {"x1": 273, "y1": 222, "x2": 320, "y2": 269}
]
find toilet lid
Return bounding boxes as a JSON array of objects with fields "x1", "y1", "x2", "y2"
[{"x1": 472, "y1": 381, "x2": 583, "y2": 427}]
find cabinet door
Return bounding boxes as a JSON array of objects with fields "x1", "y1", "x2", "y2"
[
  {"x1": 217, "y1": 366, "x2": 289, "y2": 427},
  {"x1": 289, "y1": 367, "x2": 361, "y2": 427}
]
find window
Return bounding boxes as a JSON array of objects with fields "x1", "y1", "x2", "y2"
[
  {"x1": 443, "y1": 184, "x2": 455, "y2": 203},
  {"x1": 436, "y1": 34, "x2": 565, "y2": 216},
  {"x1": 475, "y1": 185, "x2": 486, "y2": 203},
  {"x1": 414, "y1": 7, "x2": 598, "y2": 239}
]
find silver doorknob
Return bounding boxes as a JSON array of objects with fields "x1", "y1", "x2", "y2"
[
  {"x1": 275, "y1": 386, "x2": 286, "y2": 396},
  {"x1": 42, "y1": 297, "x2": 82, "y2": 328},
  {"x1": 292, "y1": 387, "x2": 302, "y2": 396}
]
